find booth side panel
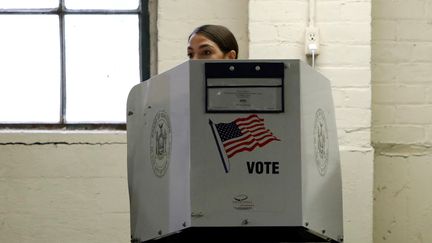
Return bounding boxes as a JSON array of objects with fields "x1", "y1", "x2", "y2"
[
  {"x1": 127, "y1": 84, "x2": 143, "y2": 239},
  {"x1": 299, "y1": 62, "x2": 344, "y2": 241},
  {"x1": 128, "y1": 81, "x2": 168, "y2": 241},
  {"x1": 126, "y1": 62, "x2": 191, "y2": 242},
  {"x1": 166, "y1": 62, "x2": 192, "y2": 231}
]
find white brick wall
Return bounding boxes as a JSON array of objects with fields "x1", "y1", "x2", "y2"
[
  {"x1": 374, "y1": 153, "x2": 432, "y2": 243},
  {"x1": 373, "y1": 0, "x2": 432, "y2": 242},
  {"x1": 373, "y1": 0, "x2": 432, "y2": 145},
  {"x1": 0, "y1": 133, "x2": 129, "y2": 243},
  {"x1": 250, "y1": 0, "x2": 372, "y2": 149}
]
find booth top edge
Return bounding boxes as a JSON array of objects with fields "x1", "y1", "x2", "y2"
[{"x1": 142, "y1": 59, "x2": 302, "y2": 81}]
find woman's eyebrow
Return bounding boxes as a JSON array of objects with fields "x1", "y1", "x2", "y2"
[{"x1": 198, "y1": 44, "x2": 214, "y2": 49}]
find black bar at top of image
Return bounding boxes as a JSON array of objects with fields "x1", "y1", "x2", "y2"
[{"x1": 205, "y1": 62, "x2": 285, "y2": 79}]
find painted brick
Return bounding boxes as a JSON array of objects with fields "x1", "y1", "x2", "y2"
[
  {"x1": 0, "y1": 145, "x2": 127, "y2": 178},
  {"x1": 346, "y1": 88, "x2": 371, "y2": 108},
  {"x1": 373, "y1": 63, "x2": 432, "y2": 84},
  {"x1": 373, "y1": 125, "x2": 425, "y2": 144},
  {"x1": 276, "y1": 23, "x2": 307, "y2": 43},
  {"x1": 426, "y1": 126, "x2": 432, "y2": 143},
  {"x1": 427, "y1": 1, "x2": 432, "y2": 19},
  {"x1": 373, "y1": 155, "x2": 410, "y2": 243},
  {"x1": 249, "y1": 43, "x2": 305, "y2": 59},
  {"x1": 0, "y1": 212, "x2": 129, "y2": 243},
  {"x1": 397, "y1": 63, "x2": 432, "y2": 84},
  {"x1": 157, "y1": 20, "x2": 195, "y2": 40},
  {"x1": 372, "y1": 63, "x2": 398, "y2": 84},
  {"x1": 373, "y1": 85, "x2": 427, "y2": 104},
  {"x1": 411, "y1": 43, "x2": 432, "y2": 62},
  {"x1": 319, "y1": 67, "x2": 371, "y2": 88},
  {"x1": 374, "y1": 155, "x2": 408, "y2": 236},
  {"x1": 317, "y1": 44, "x2": 370, "y2": 66},
  {"x1": 159, "y1": 0, "x2": 249, "y2": 20},
  {"x1": 373, "y1": 1, "x2": 432, "y2": 242},
  {"x1": 339, "y1": 149, "x2": 374, "y2": 243},
  {"x1": 251, "y1": 0, "x2": 371, "y2": 154},
  {"x1": 374, "y1": 153, "x2": 432, "y2": 243},
  {"x1": 158, "y1": 39, "x2": 186, "y2": 61},
  {"x1": 338, "y1": 129, "x2": 371, "y2": 148},
  {"x1": 398, "y1": 20, "x2": 432, "y2": 42},
  {"x1": 372, "y1": 104, "x2": 396, "y2": 125},
  {"x1": 249, "y1": 0, "x2": 308, "y2": 22},
  {"x1": 320, "y1": 22, "x2": 371, "y2": 44},
  {"x1": 427, "y1": 87, "x2": 432, "y2": 104},
  {"x1": 332, "y1": 88, "x2": 371, "y2": 109},
  {"x1": 1, "y1": 178, "x2": 128, "y2": 214},
  {"x1": 372, "y1": 42, "x2": 414, "y2": 63},
  {"x1": 332, "y1": 89, "x2": 346, "y2": 108},
  {"x1": 0, "y1": 158, "x2": 130, "y2": 243},
  {"x1": 0, "y1": 132, "x2": 126, "y2": 144},
  {"x1": 341, "y1": 2, "x2": 371, "y2": 22},
  {"x1": 373, "y1": 0, "x2": 426, "y2": 20},
  {"x1": 335, "y1": 108, "x2": 371, "y2": 128},
  {"x1": 372, "y1": 20, "x2": 397, "y2": 41},
  {"x1": 248, "y1": 22, "x2": 279, "y2": 42},
  {"x1": 395, "y1": 105, "x2": 432, "y2": 124},
  {"x1": 315, "y1": 1, "x2": 342, "y2": 22}
]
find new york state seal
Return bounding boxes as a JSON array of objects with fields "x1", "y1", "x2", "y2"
[
  {"x1": 313, "y1": 108, "x2": 329, "y2": 176},
  {"x1": 150, "y1": 110, "x2": 171, "y2": 177}
]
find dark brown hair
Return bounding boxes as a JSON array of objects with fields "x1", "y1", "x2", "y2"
[{"x1": 189, "y1": 25, "x2": 239, "y2": 59}]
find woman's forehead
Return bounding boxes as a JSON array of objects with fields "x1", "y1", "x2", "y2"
[{"x1": 188, "y1": 33, "x2": 218, "y2": 49}]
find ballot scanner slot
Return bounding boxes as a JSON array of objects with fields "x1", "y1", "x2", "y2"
[{"x1": 205, "y1": 62, "x2": 285, "y2": 113}]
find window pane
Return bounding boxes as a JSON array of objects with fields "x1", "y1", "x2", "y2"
[
  {"x1": 0, "y1": 16, "x2": 60, "y2": 123},
  {"x1": 65, "y1": 0, "x2": 139, "y2": 10},
  {"x1": 0, "y1": 0, "x2": 58, "y2": 8},
  {"x1": 65, "y1": 15, "x2": 140, "y2": 123}
]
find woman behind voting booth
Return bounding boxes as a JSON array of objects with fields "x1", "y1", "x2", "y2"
[
  {"x1": 187, "y1": 24, "x2": 238, "y2": 60},
  {"x1": 128, "y1": 23, "x2": 344, "y2": 243}
]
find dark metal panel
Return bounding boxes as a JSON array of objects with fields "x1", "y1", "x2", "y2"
[
  {"x1": 139, "y1": 0, "x2": 150, "y2": 81},
  {"x1": 139, "y1": 226, "x2": 339, "y2": 243},
  {"x1": 59, "y1": 0, "x2": 67, "y2": 123}
]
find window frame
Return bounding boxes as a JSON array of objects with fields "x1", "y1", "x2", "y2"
[{"x1": 0, "y1": 0, "x2": 150, "y2": 130}]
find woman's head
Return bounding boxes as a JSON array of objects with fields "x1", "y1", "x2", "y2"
[{"x1": 187, "y1": 24, "x2": 238, "y2": 60}]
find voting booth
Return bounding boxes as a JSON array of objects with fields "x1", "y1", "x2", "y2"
[{"x1": 127, "y1": 60, "x2": 343, "y2": 242}]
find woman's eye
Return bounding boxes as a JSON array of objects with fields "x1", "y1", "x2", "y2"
[
  {"x1": 187, "y1": 53, "x2": 193, "y2": 58},
  {"x1": 203, "y1": 50, "x2": 212, "y2": 55}
]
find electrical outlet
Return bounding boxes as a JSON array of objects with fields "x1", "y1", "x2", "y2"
[{"x1": 305, "y1": 27, "x2": 320, "y2": 55}]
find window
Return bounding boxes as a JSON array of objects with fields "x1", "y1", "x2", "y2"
[{"x1": 0, "y1": 0, "x2": 149, "y2": 129}]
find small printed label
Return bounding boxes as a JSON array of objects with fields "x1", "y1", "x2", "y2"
[{"x1": 233, "y1": 194, "x2": 254, "y2": 210}]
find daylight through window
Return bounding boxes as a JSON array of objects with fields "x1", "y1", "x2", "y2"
[{"x1": 0, "y1": 0, "x2": 146, "y2": 126}]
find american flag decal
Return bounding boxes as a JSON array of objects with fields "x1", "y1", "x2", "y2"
[{"x1": 209, "y1": 114, "x2": 280, "y2": 172}]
